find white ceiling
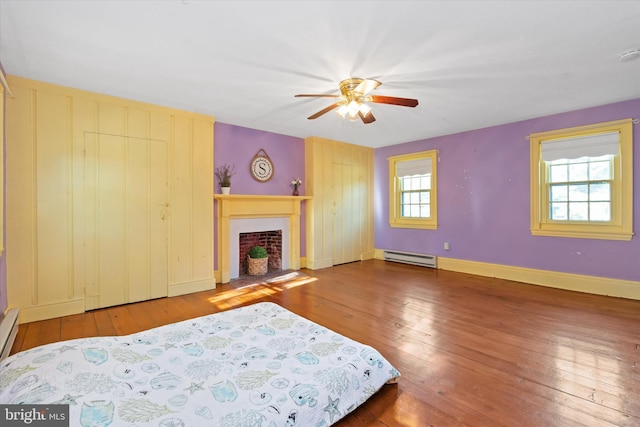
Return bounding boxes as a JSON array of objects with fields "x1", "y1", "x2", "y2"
[{"x1": 1, "y1": 1, "x2": 639, "y2": 148}]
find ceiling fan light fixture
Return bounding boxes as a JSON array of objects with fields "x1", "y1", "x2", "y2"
[
  {"x1": 358, "y1": 103, "x2": 371, "y2": 116},
  {"x1": 336, "y1": 104, "x2": 348, "y2": 118},
  {"x1": 347, "y1": 100, "x2": 360, "y2": 117},
  {"x1": 336, "y1": 101, "x2": 370, "y2": 120}
]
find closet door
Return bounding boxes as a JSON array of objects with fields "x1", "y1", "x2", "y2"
[
  {"x1": 84, "y1": 134, "x2": 168, "y2": 309},
  {"x1": 332, "y1": 162, "x2": 364, "y2": 265}
]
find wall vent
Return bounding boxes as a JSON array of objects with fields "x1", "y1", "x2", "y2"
[
  {"x1": 0, "y1": 309, "x2": 20, "y2": 361},
  {"x1": 383, "y1": 250, "x2": 437, "y2": 268}
]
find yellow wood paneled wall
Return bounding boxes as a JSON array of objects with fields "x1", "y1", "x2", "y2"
[
  {"x1": 304, "y1": 136, "x2": 374, "y2": 269},
  {"x1": 0, "y1": 80, "x2": 5, "y2": 257},
  {"x1": 6, "y1": 76, "x2": 215, "y2": 323}
]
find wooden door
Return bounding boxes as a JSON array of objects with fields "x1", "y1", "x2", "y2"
[{"x1": 84, "y1": 134, "x2": 168, "y2": 309}]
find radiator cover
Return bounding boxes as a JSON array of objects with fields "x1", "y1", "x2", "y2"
[
  {"x1": 0, "y1": 309, "x2": 19, "y2": 361},
  {"x1": 383, "y1": 250, "x2": 437, "y2": 268}
]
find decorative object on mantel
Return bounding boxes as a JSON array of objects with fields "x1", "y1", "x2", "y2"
[
  {"x1": 291, "y1": 177, "x2": 302, "y2": 196},
  {"x1": 250, "y1": 149, "x2": 274, "y2": 182},
  {"x1": 247, "y1": 245, "x2": 269, "y2": 275},
  {"x1": 215, "y1": 163, "x2": 236, "y2": 194}
]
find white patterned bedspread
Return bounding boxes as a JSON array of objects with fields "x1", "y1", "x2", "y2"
[{"x1": 0, "y1": 302, "x2": 399, "y2": 426}]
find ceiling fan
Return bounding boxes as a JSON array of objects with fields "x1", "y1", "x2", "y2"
[{"x1": 295, "y1": 78, "x2": 419, "y2": 124}]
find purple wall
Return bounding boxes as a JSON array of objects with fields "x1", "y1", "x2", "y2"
[
  {"x1": 375, "y1": 98, "x2": 640, "y2": 282},
  {"x1": 214, "y1": 123, "x2": 305, "y2": 196},
  {"x1": 213, "y1": 122, "x2": 307, "y2": 267}
]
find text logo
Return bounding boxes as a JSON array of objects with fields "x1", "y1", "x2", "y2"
[{"x1": 1, "y1": 405, "x2": 69, "y2": 426}]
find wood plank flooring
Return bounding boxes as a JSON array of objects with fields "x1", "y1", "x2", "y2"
[{"x1": 10, "y1": 260, "x2": 640, "y2": 426}]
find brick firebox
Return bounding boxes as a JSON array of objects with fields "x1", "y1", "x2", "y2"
[{"x1": 239, "y1": 230, "x2": 282, "y2": 275}]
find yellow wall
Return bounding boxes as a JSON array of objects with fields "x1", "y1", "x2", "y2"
[
  {"x1": 6, "y1": 76, "x2": 216, "y2": 322},
  {"x1": 0, "y1": 79, "x2": 4, "y2": 257},
  {"x1": 305, "y1": 136, "x2": 375, "y2": 269}
]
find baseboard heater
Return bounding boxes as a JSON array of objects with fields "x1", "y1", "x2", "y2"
[
  {"x1": 383, "y1": 250, "x2": 437, "y2": 268},
  {"x1": 0, "y1": 309, "x2": 20, "y2": 361}
]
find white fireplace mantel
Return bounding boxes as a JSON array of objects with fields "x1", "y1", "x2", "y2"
[{"x1": 214, "y1": 194, "x2": 310, "y2": 283}]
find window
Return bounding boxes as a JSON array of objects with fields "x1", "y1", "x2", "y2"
[
  {"x1": 389, "y1": 150, "x2": 438, "y2": 229},
  {"x1": 530, "y1": 119, "x2": 633, "y2": 240},
  {"x1": 548, "y1": 155, "x2": 612, "y2": 222}
]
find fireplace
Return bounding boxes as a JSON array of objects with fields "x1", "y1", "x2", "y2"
[
  {"x1": 239, "y1": 230, "x2": 282, "y2": 275},
  {"x1": 214, "y1": 194, "x2": 309, "y2": 283},
  {"x1": 229, "y1": 217, "x2": 290, "y2": 280}
]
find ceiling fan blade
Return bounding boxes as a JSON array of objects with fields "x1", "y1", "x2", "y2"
[
  {"x1": 354, "y1": 78, "x2": 382, "y2": 95},
  {"x1": 307, "y1": 102, "x2": 340, "y2": 120},
  {"x1": 359, "y1": 110, "x2": 376, "y2": 124},
  {"x1": 295, "y1": 94, "x2": 340, "y2": 98},
  {"x1": 370, "y1": 95, "x2": 419, "y2": 107}
]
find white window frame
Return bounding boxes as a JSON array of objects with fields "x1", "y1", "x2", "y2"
[{"x1": 530, "y1": 119, "x2": 633, "y2": 241}]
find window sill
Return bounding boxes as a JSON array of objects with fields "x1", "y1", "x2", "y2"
[
  {"x1": 530, "y1": 228, "x2": 633, "y2": 241},
  {"x1": 390, "y1": 221, "x2": 438, "y2": 230}
]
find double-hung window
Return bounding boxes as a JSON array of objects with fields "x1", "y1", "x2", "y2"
[
  {"x1": 388, "y1": 150, "x2": 438, "y2": 229},
  {"x1": 530, "y1": 119, "x2": 633, "y2": 240}
]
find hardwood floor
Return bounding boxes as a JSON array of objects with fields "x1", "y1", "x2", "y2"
[{"x1": 10, "y1": 260, "x2": 640, "y2": 426}]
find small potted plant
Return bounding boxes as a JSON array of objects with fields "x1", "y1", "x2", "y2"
[
  {"x1": 215, "y1": 163, "x2": 236, "y2": 194},
  {"x1": 247, "y1": 245, "x2": 269, "y2": 276}
]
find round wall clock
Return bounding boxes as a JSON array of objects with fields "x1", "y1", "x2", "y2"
[{"x1": 250, "y1": 149, "x2": 274, "y2": 182}]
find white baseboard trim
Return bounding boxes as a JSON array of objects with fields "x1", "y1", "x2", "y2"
[{"x1": 437, "y1": 257, "x2": 639, "y2": 300}]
